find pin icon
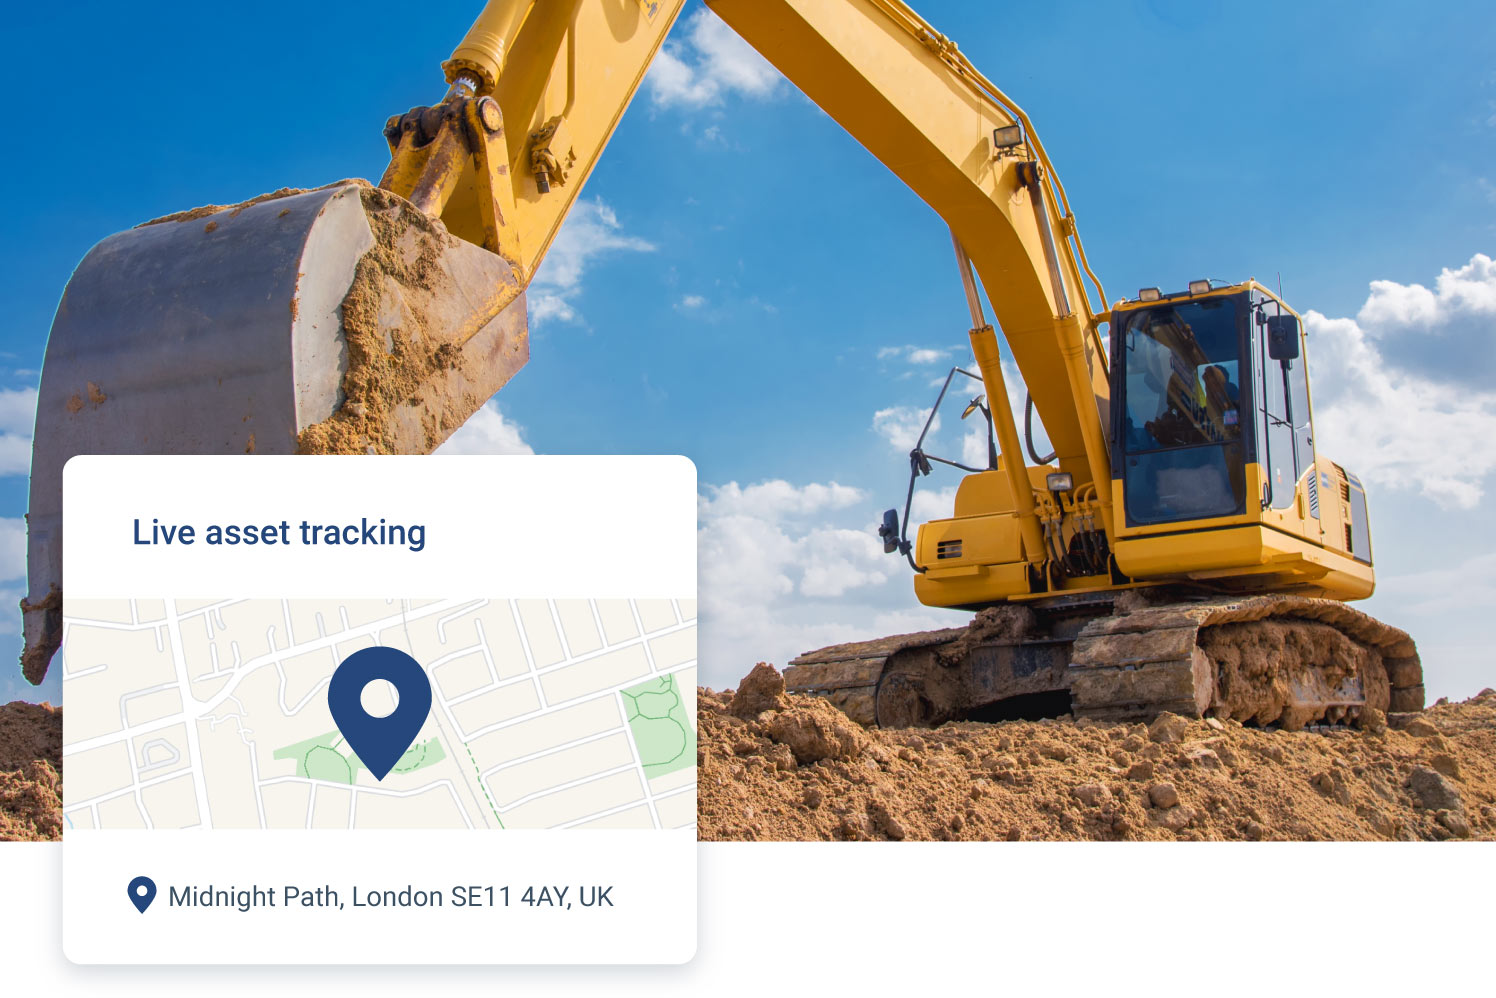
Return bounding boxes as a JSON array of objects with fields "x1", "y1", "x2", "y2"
[
  {"x1": 327, "y1": 646, "x2": 432, "y2": 781},
  {"x1": 127, "y1": 875, "x2": 156, "y2": 913}
]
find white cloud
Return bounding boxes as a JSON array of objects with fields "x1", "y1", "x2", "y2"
[
  {"x1": 868, "y1": 608, "x2": 954, "y2": 635},
  {"x1": 698, "y1": 481, "x2": 884, "y2": 614},
  {"x1": 0, "y1": 434, "x2": 30, "y2": 476},
  {"x1": 678, "y1": 294, "x2": 706, "y2": 309},
  {"x1": 435, "y1": 400, "x2": 535, "y2": 456},
  {"x1": 798, "y1": 528, "x2": 891, "y2": 597},
  {"x1": 1358, "y1": 253, "x2": 1496, "y2": 330},
  {"x1": 961, "y1": 415, "x2": 992, "y2": 470},
  {"x1": 879, "y1": 344, "x2": 951, "y2": 365},
  {"x1": 528, "y1": 294, "x2": 576, "y2": 325},
  {"x1": 528, "y1": 199, "x2": 654, "y2": 326},
  {"x1": 699, "y1": 510, "x2": 798, "y2": 612},
  {"x1": 1349, "y1": 253, "x2": 1496, "y2": 386},
  {"x1": 0, "y1": 387, "x2": 37, "y2": 435},
  {"x1": 0, "y1": 517, "x2": 24, "y2": 582},
  {"x1": 872, "y1": 406, "x2": 938, "y2": 451},
  {"x1": 696, "y1": 477, "x2": 952, "y2": 688},
  {"x1": 0, "y1": 387, "x2": 36, "y2": 476},
  {"x1": 0, "y1": 520, "x2": 23, "y2": 637},
  {"x1": 909, "y1": 485, "x2": 957, "y2": 523},
  {"x1": 1307, "y1": 309, "x2": 1496, "y2": 508},
  {"x1": 1306, "y1": 254, "x2": 1496, "y2": 509},
  {"x1": 646, "y1": 8, "x2": 785, "y2": 109},
  {"x1": 699, "y1": 479, "x2": 862, "y2": 519}
]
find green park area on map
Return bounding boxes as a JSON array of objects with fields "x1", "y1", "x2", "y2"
[
  {"x1": 621, "y1": 674, "x2": 694, "y2": 780},
  {"x1": 273, "y1": 731, "x2": 447, "y2": 784}
]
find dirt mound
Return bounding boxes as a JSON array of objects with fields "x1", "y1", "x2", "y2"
[
  {"x1": 0, "y1": 701, "x2": 62, "y2": 842},
  {"x1": 699, "y1": 667, "x2": 1496, "y2": 841}
]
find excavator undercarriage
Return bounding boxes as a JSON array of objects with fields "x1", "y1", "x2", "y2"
[{"x1": 785, "y1": 591, "x2": 1423, "y2": 731}]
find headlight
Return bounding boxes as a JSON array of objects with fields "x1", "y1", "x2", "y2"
[{"x1": 992, "y1": 124, "x2": 1023, "y2": 149}]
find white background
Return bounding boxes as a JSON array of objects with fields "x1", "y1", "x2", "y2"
[
  {"x1": 64, "y1": 455, "x2": 697, "y2": 597},
  {"x1": 7, "y1": 841, "x2": 1494, "y2": 991},
  {"x1": 65, "y1": 830, "x2": 694, "y2": 964}
]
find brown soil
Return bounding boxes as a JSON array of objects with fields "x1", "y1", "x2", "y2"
[
  {"x1": 138, "y1": 177, "x2": 484, "y2": 457},
  {"x1": 699, "y1": 665, "x2": 1496, "y2": 841},
  {"x1": 1203, "y1": 618, "x2": 1389, "y2": 727},
  {"x1": 136, "y1": 178, "x2": 482, "y2": 456},
  {"x1": 136, "y1": 179, "x2": 372, "y2": 226},
  {"x1": 0, "y1": 701, "x2": 62, "y2": 842},
  {"x1": 138, "y1": 178, "x2": 522, "y2": 458},
  {"x1": 294, "y1": 186, "x2": 488, "y2": 456}
]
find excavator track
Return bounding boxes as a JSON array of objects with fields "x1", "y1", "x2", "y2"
[
  {"x1": 785, "y1": 594, "x2": 1422, "y2": 731},
  {"x1": 782, "y1": 627, "x2": 968, "y2": 726}
]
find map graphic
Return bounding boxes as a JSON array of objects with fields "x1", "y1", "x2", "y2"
[{"x1": 61, "y1": 598, "x2": 697, "y2": 831}]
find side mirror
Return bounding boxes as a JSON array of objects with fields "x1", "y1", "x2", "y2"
[
  {"x1": 878, "y1": 508, "x2": 900, "y2": 554},
  {"x1": 1267, "y1": 314, "x2": 1300, "y2": 361}
]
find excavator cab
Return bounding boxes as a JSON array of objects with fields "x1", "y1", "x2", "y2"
[
  {"x1": 1112, "y1": 286, "x2": 1250, "y2": 527},
  {"x1": 892, "y1": 280, "x2": 1375, "y2": 614},
  {"x1": 1108, "y1": 280, "x2": 1374, "y2": 601}
]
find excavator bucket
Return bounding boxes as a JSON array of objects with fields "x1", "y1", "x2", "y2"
[{"x1": 21, "y1": 182, "x2": 528, "y2": 682}]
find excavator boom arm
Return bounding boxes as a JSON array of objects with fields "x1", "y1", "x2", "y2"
[{"x1": 425, "y1": 0, "x2": 1116, "y2": 524}]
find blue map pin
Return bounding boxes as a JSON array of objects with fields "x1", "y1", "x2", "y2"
[
  {"x1": 128, "y1": 875, "x2": 156, "y2": 913},
  {"x1": 327, "y1": 646, "x2": 432, "y2": 781}
]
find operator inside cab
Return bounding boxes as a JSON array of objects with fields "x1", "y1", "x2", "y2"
[{"x1": 1116, "y1": 295, "x2": 1247, "y2": 525}]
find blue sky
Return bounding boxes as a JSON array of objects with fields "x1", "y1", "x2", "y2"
[{"x1": 2, "y1": 0, "x2": 1495, "y2": 703}]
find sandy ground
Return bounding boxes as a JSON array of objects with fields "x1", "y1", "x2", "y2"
[
  {"x1": 0, "y1": 701, "x2": 61, "y2": 841},
  {"x1": 699, "y1": 664, "x2": 1496, "y2": 841},
  {"x1": 9, "y1": 663, "x2": 1493, "y2": 843}
]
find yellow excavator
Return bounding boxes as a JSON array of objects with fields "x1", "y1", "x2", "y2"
[{"x1": 23, "y1": 0, "x2": 1420, "y2": 729}]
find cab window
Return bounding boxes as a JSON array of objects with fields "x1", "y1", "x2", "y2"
[
  {"x1": 1255, "y1": 294, "x2": 1312, "y2": 508},
  {"x1": 1119, "y1": 296, "x2": 1247, "y2": 524}
]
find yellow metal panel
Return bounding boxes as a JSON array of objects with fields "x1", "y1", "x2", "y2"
[
  {"x1": 953, "y1": 466, "x2": 1059, "y2": 517},
  {"x1": 955, "y1": 470, "x2": 1016, "y2": 517},
  {"x1": 486, "y1": 0, "x2": 689, "y2": 278},
  {"x1": 916, "y1": 511, "x2": 1025, "y2": 568},
  {"x1": 914, "y1": 560, "x2": 1029, "y2": 606},
  {"x1": 1114, "y1": 525, "x2": 1373, "y2": 600},
  {"x1": 1113, "y1": 464, "x2": 1269, "y2": 538}
]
